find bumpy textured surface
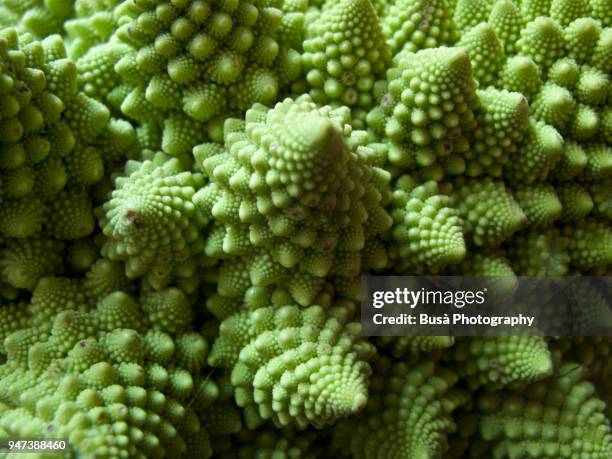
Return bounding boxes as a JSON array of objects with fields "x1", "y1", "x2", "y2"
[
  {"x1": 447, "y1": 336, "x2": 553, "y2": 390},
  {"x1": 194, "y1": 96, "x2": 392, "y2": 305},
  {"x1": 367, "y1": 46, "x2": 479, "y2": 169},
  {"x1": 506, "y1": 228, "x2": 570, "y2": 275},
  {"x1": 64, "y1": 0, "x2": 125, "y2": 59},
  {"x1": 383, "y1": 0, "x2": 457, "y2": 55},
  {"x1": 209, "y1": 303, "x2": 376, "y2": 429},
  {"x1": 302, "y1": 0, "x2": 389, "y2": 109},
  {"x1": 0, "y1": 291, "x2": 216, "y2": 458},
  {"x1": 109, "y1": 0, "x2": 303, "y2": 155},
  {"x1": 462, "y1": 87, "x2": 529, "y2": 177},
  {"x1": 452, "y1": 177, "x2": 527, "y2": 247},
  {"x1": 332, "y1": 356, "x2": 467, "y2": 459},
  {"x1": 477, "y1": 363, "x2": 612, "y2": 458},
  {"x1": 551, "y1": 337, "x2": 612, "y2": 417},
  {"x1": 0, "y1": 28, "x2": 137, "y2": 298},
  {"x1": 0, "y1": 29, "x2": 102, "y2": 240},
  {"x1": 0, "y1": 1, "x2": 74, "y2": 38},
  {"x1": 387, "y1": 176, "x2": 465, "y2": 272},
  {"x1": 0, "y1": 1, "x2": 611, "y2": 457},
  {"x1": 99, "y1": 153, "x2": 211, "y2": 290}
]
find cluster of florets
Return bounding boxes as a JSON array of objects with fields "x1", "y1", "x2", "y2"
[
  {"x1": 0, "y1": 28, "x2": 137, "y2": 295},
  {"x1": 0, "y1": 0, "x2": 610, "y2": 458},
  {"x1": 194, "y1": 96, "x2": 392, "y2": 305},
  {"x1": 365, "y1": 0, "x2": 612, "y2": 279},
  {"x1": 0, "y1": 289, "x2": 219, "y2": 458}
]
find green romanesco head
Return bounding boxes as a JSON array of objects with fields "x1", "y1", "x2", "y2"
[
  {"x1": 194, "y1": 95, "x2": 392, "y2": 305},
  {"x1": 477, "y1": 363, "x2": 612, "y2": 458},
  {"x1": 0, "y1": 290, "x2": 217, "y2": 459},
  {"x1": 99, "y1": 153, "x2": 211, "y2": 290},
  {"x1": 210, "y1": 302, "x2": 376, "y2": 429},
  {"x1": 332, "y1": 356, "x2": 467, "y2": 459},
  {"x1": 302, "y1": 0, "x2": 390, "y2": 110}
]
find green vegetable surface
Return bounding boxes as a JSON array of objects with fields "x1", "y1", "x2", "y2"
[{"x1": 0, "y1": 0, "x2": 611, "y2": 457}]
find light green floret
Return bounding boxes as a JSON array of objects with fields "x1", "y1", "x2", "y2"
[
  {"x1": 76, "y1": 42, "x2": 134, "y2": 110},
  {"x1": 0, "y1": 291, "x2": 215, "y2": 459},
  {"x1": 387, "y1": 176, "x2": 466, "y2": 273},
  {"x1": 581, "y1": 143, "x2": 612, "y2": 181},
  {"x1": 457, "y1": 23, "x2": 505, "y2": 87},
  {"x1": 504, "y1": 119, "x2": 563, "y2": 183},
  {"x1": 575, "y1": 65, "x2": 609, "y2": 106},
  {"x1": 0, "y1": 300, "x2": 31, "y2": 356},
  {"x1": 64, "y1": 0, "x2": 125, "y2": 59},
  {"x1": 563, "y1": 219, "x2": 612, "y2": 269},
  {"x1": 453, "y1": 0, "x2": 492, "y2": 33},
  {"x1": 477, "y1": 363, "x2": 612, "y2": 459},
  {"x1": 590, "y1": 27, "x2": 612, "y2": 73},
  {"x1": 516, "y1": 16, "x2": 565, "y2": 71},
  {"x1": 488, "y1": 0, "x2": 524, "y2": 55},
  {"x1": 382, "y1": 0, "x2": 457, "y2": 55},
  {"x1": 113, "y1": 0, "x2": 302, "y2": 130},
  {"x1": 590, "y1": 0, "x2": 612, "y2": 27},
  {"x1": 0, "y1": 0, "x2": 74, "y2": 39},
  {"x1": 550, "y1": 0, "x2": 592, "y2": 27},
  {"x1": 161, "y1": 112, "x2": 220, "y2": 156},
  {"x1": 506, "y1": 228, "x2": 570, "y2": 275},
  {"x1": 302, "y1": 0, "x2": 389, "y2": 109},
  {"x1": 95, "y1": 118, "x2": 141, "y2": 168},
  {"x1": 564, "y1": 18, "x2": 601, "y2": 65},
  {"x1": 332, "y1": 357, "x2": 466, "y2": 459},
  {"x1": 208, "y1": 306, "x2": 253, "y2": 364},
  {"x1": 531, "y1": 84, "x2": 576, "y2": 131},
  {"x1": 464, "y1": 87, "x2": 529, "y2": 177},
  {"x1": 568, "y1": 103, "x2": 600, "y2": 140},
  {"x1": 512, "y1": 183, "x2": 562, "y2": 228},
  {"x1": 447, "y1": 336, "x2": 553, "y2": 390},
  {"x1": 548, "y1": 57, "x2": 579, "y2": 88},
  {"x1": 140, "y1": 288, "x2": 193, "y2": 335},
  {"x1": 29, "y1": 276, "x2": 89, "y2": 327},
  {"x1": 589, "y1": 180, "x2": 612, "y2": 219},
  {"x1": 83, "y1": 259, "x2": 134, "y2": 303},
  {"x1": 210, "y1": 303, "x2": 376, "y2": 429},
  {"x1": 99, "y1": 154, "x2": 211, "y2": 291},
  {"x1": 556, "y1": 183, "x2": 594, "y2": 221},
  {"x1": 0, "y1": 238, "x2": 64, "y2": 290},
  {"x1": 367, "y1": 46, "x2": 478, "y2": 169},
  {"x1": 519, "y1": 0, "x2": 552, "y2": 22},
  {"x1": 446, "y1": 251, "x2": 516, "y2": 287},
  {"x1": 194, "y1": 96, "x2": 392, "y2": 306},
  {"x1": 47, "y1": 190, "x2": 96, "y2": 240},
  {"x1": 550, "y1": 337, "x2": 612, "y2": 417},
  {"x1": 498, "y1": 55, "x2": 541, "y2": 98},
  {"x1": 63, "y1": 144, "x2": 105, "y2": 188},
  {"x1": 0, "y1": 29, "x2": 133, "y2": 240},
  {"x1": 0, "y1": 30, "x2": 73, "y2": 230},
  {"x1": 452, "y1": 177, "x2": 527, "y2": 247}
]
